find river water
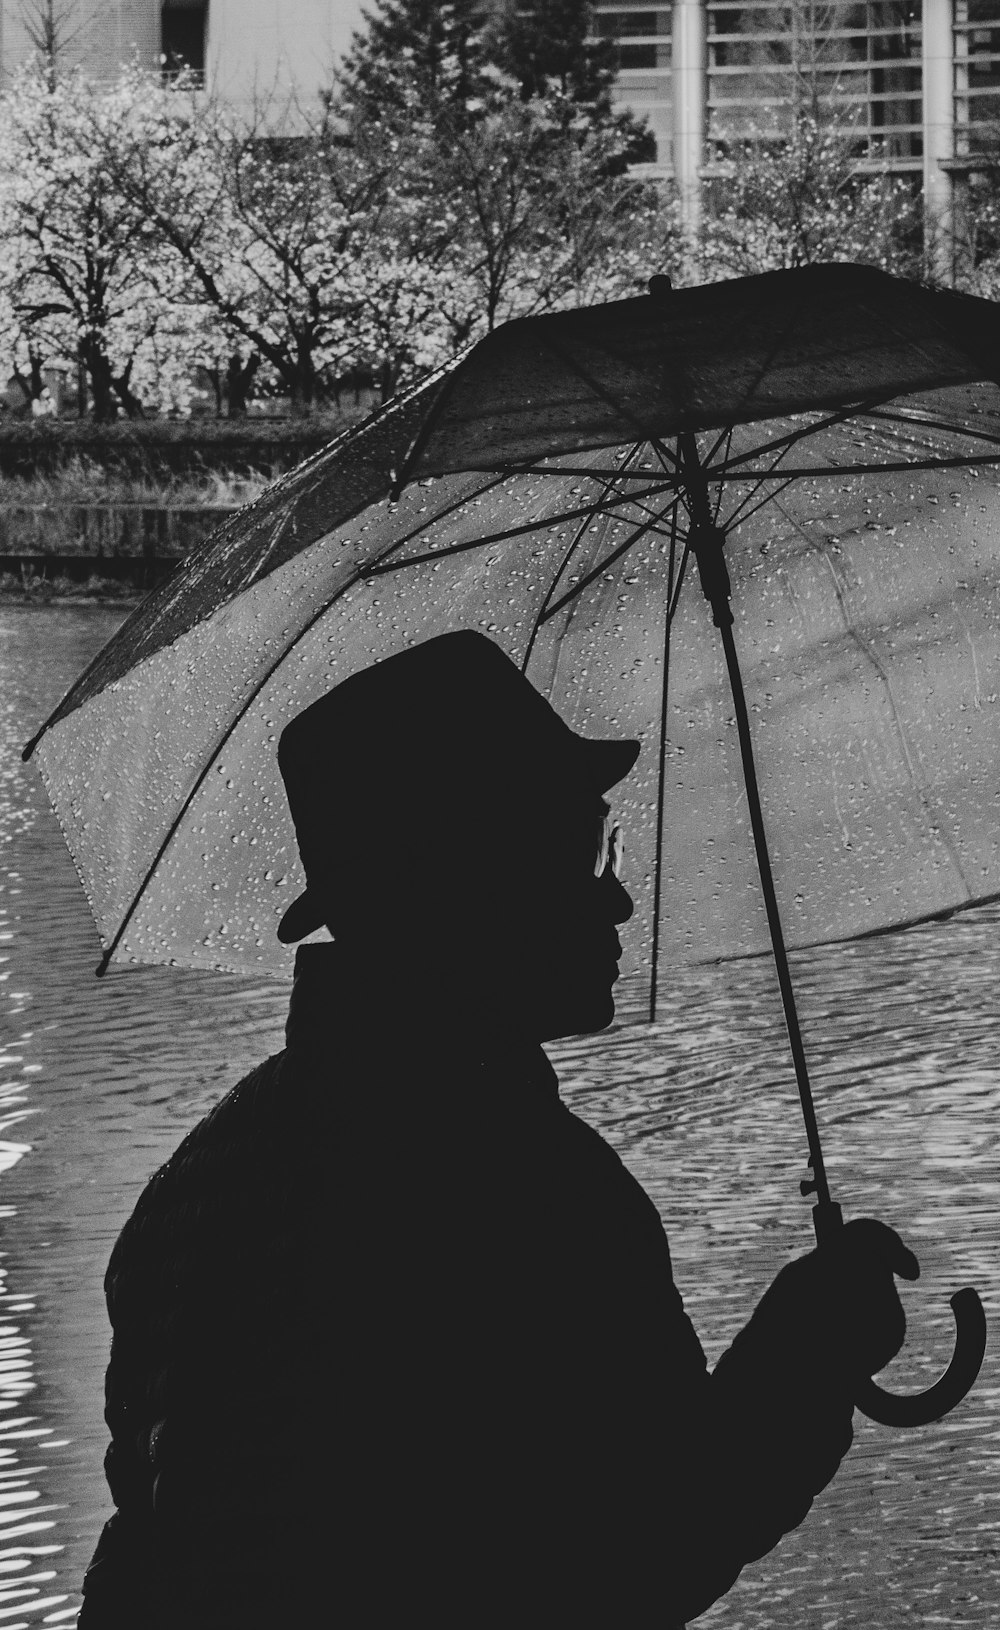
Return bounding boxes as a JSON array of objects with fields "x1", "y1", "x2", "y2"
[{"x1": 0, "y1": 603, "x2": 997, "y2": 1626}]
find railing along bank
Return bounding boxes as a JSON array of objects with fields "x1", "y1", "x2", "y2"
[{"x1": 0, "y1": 504, "x2": 240, "y2": 588}]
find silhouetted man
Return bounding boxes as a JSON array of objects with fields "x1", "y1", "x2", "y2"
[{"x1": 80, "y1": 631, "x2": 915, "y2": 1628}]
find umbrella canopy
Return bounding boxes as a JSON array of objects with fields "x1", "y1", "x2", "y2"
[{"x1": 23, "y1": 264, "x2": 1000, "y2": 994}]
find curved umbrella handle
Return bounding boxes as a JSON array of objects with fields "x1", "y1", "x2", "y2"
[{"x1": 855, "y1": 1286, "x2": 987, "y2": 1427}]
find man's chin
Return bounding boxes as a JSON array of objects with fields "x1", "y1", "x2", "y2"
[{"x1": 538, "y1": 986, "x2": 616, "y2": 1043}]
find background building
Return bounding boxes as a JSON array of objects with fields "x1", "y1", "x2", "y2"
[
  {"x1": 595, "y1": 0, "x2": 1000, "y2": 251},
  {"x1": 0, "y1": 1, "x2": 348, "y2": 110},
  {"x1": 2, "y1": 1, "x2": 997, "y2": 259}
]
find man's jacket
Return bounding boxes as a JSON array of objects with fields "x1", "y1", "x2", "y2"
[{"x1": 79, "y1": 947, "x2": 851, "y2": 1628}]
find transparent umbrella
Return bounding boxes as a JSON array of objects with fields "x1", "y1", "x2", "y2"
[{"x1": 24, "y1": 262, "x2": 998, "y2": 1424}]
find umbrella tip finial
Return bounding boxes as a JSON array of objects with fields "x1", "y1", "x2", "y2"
[{"x1": 648, "y1": 274, "x2": 673, "y2": 299}]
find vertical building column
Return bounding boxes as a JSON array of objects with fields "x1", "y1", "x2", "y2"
[
  {"x1": 922, "y1": 0, "x2": 955, "y2": 281},
  {"x1": 672, "y1": 0, "x2": 707, "y2": 237}
]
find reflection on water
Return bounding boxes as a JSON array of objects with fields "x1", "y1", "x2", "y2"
[{"x1": 2, "y1": 605, "x2": 999, "y2": 1624}]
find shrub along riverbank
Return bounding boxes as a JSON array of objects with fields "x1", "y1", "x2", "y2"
[
  {"x1": 0, "y1": 411, "x2": 362, "y2": 481},
  {"x1": 0, "y1": 411, "x2": 369, "y2": 599}
]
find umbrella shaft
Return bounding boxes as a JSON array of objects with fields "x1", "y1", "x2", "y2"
[
  {"x1": 680, "y1": 436, "x2": 833, "y2": 1217},
  {"x1": 716, "y1": 609, "x2": 833, "y2": 1212}
]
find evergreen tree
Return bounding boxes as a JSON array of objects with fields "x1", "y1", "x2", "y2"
[
  {"x1": 339, "y1": 0, "x2": 653, "y2": 161},
  {"x1": 490, "y1": 0, "x2": 615, "y2": 107},
  {"x1": 18, "y1": 0, "x2": 84, "y2": 90},
  {"x1": 490, "y1": 0, "x2": 654, "y2": 165},
  {"x1": 337, "y1": 0, "x2": 487, "y2": 127}
]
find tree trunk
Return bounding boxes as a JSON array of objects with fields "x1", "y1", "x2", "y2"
[
  {"x1": 113, "y1": 363, "x2": 146, "y2": 420},
  {"x1": 226, "y1": 352, "x2": 260, "y2": 418},
  {"x1": 288, "y1": 338, "x2": 318, "y2": 417},
  {"x1": 83, "y1": 342, "x2": 118, "y2": 423},
  {"x1": 205, "y1": 366, "x2": 224, "y2": 418},
  {"x1": 12, "y1": 351, "x2": 45, "y2": 408}
]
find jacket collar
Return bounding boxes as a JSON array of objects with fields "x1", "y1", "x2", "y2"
[{"x1": 284, "y1": 941, "x2": 560, "y2": 1109}]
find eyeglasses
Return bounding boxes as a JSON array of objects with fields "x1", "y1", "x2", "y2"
[{"x1": 595, "y1": 817, "x2": 624, "y2": 881}]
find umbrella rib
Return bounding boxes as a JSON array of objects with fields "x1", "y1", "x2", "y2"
[
  {"x1": 717, "y1": 450, "x2": 794, "y2": 531},
  {"x1": 394, "y1": 321, "x2": 677, "y2": 492},
  {"x1": 650, "y1": 437, "x2": 682, "y2": 474},
  {"x1": 621, "y1": 484, "x2": 689, "y2": 531},
  {"x1": 860, "y1": 408, "x2": 1000, "y2": 448},
  {"x1": 379, "y1": 472, "x2": 512, "y2": 550},
  {"x1": 360, "y1": 481, "x2": 678, "y2": 578},
  {"x1": 728, "y1": 299, "x2": 808, "y2": 421},
  {"x1": 540, "y1": 334, "x2": 681, "y2": 455},
  {"x1": 649, "y1": 497, "x2": 682, "y2": 1022},
  {"x1": 387, "y1": 343, "x2": 479, "y2": 495},
  {"x1": 521, "y1": 524, "x2": 598, "y2": 674},
  {"x1": 522, "y1": 446, "x2": 645, "y2": 672},
  {"x1": 668, "y1": 533, "x2": 692, "y2": 624},
  {"x1": 455, "y1": 462, "x2": 659, "y2": 480},
  {"x1": 628, "y1": 506, "x2": 686, "y2": 539},
  {"x1": 645, "y1": 439, "x2": 695, "y2": 547},
  {"x1": 712, "y1": 452, "x2": 1000, "y2": 482},
  {"x1": 539, "y1": 498, "x2": 683, "y2": 625},
  {"x1": 698, "y1": 423, "x2": 735, "y2": 477},
  {"x1": 711, "y1": 397, "x2": 897, "y2": 477},
  {"x1": 712, "y1": 429, "x2": 735, "y2": 521},
  {"x1": 711, "y1": 421, "x2": 802, "y2": 533},
  {"x1": 723, "y1": 476, "x2": 798, "y2": 534}
]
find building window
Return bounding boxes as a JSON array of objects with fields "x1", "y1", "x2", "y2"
[
  {"x1": 704, "y1": 0, "x2": 923, "y2": 166},
  {"x1": 595, "y1": 7, "x2": 671, "y2": 71},
  {"x1": 161, "y1": 1, "x2": 208, "y2": 82}
]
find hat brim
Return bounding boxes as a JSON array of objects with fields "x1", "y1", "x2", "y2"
[
  {"x1": 583, "y1": 737, "x2": 641, "y2": 793},
  {"x1": 277, "y1": 891, "x2": 327, "y2": 945},
  {"x1": 276, "y1": 735, "x2": 641, "y2": 946}
]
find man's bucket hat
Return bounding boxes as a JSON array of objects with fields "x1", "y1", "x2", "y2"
[{"x1": 276, "y1": 631, "x2": 640, "y2": 944}]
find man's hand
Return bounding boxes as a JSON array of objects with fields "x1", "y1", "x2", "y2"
[
  {"x1": 711, "y1": 1219, "x2": 920, "y2": 1497},
  {"x1": 749, "y1": 1217, "x2": 920, "y2": 1387}
]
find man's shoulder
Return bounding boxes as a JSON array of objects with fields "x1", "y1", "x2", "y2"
[
  {"x1": 105, "y1": 1049, "x2": 290, "y2": 1295},
  {"x1": 145, "y1": 1047, "x2": 287, "y2": 1182}
]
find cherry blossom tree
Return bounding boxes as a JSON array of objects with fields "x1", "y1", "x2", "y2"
[
  {"x1": 103, "y1": 82, "x2": 463, "y2": 412},
  {"x1": 0, "y1": 62, "x2": 218, "y2": 418},
  {"x1": 699, "y1": 114, "x2": 921, "y2": 280},
  {"x1": 0, "y1": 6, "x2": 669, "y2": 419}
]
